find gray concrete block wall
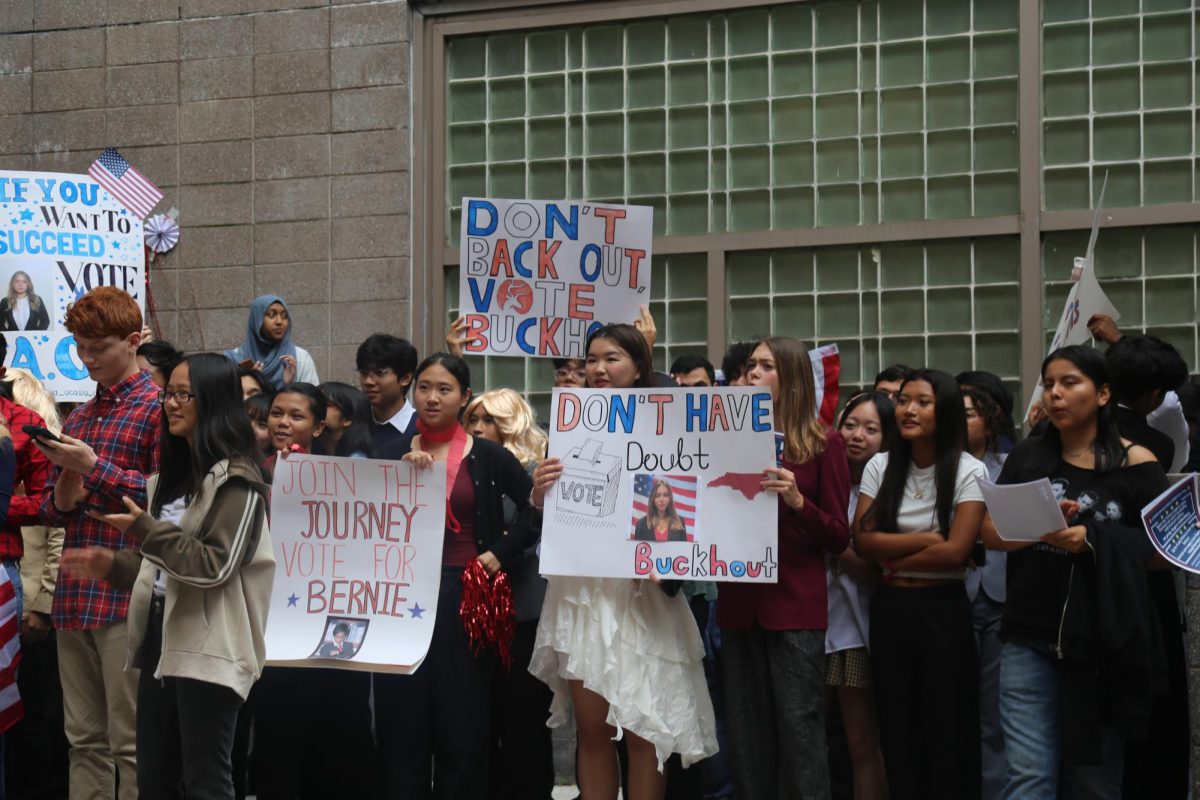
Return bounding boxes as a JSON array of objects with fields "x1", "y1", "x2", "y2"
[{"x1": 0, "y1": 0, "x2": 413, "y2": 381}]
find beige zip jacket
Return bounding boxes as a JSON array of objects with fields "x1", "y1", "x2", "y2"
[{"x1": 109, "y1": 457, "x2": 274, "y2": 700}]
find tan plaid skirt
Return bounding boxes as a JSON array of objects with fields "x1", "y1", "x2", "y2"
[{"x1": 825, "y1": 647, "x2": 872, "y2": 689}]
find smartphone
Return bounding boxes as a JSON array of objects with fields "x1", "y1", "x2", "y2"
[{"x1": 22, "y1": 424, "x2": 62, "y2": 444}]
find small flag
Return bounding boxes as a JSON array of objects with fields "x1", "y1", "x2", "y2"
[
  {"x1": 631, "y1": 473, "x2": 697, "y2": 541},
  {"x1": 88, "y1": 147, "x2": 162, "y2": 219},
  {"x1": 0, "y1": 568, "x2": 22, "y2": 733},
  {"x1": 809, "y1": 344, "x2": 841, "y2": 428}
]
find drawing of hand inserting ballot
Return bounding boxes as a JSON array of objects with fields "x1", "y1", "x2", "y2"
[{"x1": 558, "y1": 439, "x2": 622, "y2": 517}]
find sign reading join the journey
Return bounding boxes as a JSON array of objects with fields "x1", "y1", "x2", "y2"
[
  {"x1": 458, "y1": 198, "x2": 652, "y2": 358},
  {"x1": 264, "y1": 454, "x2": 446, "y2": 674},
  {"x1": 540, "y1": 387, "x2": 779, "y2": 583},
  {"x1": 1140, "y1": 474, "x2": 1200, "y2": 575},
  {"x1": 0, "y1": 171, "x2": 145, "y2": 400}
]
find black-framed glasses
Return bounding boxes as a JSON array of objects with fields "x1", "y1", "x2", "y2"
[
  {"x1": 554, "y1": 368, "x2": 587, "y2": 381},
  {"x1": 159, "y1": 390, "x2": 195, "y2": 405},
  {"x1": 356, "y1": 367, "x2": 394, "y2": 380}
]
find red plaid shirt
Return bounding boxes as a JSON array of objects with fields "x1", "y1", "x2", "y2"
[
  {"x1": 40, "y1": 371, "x2": 161, "y2": 630},
  {"x1": 0, "y1": 397, "x2": 53, "y2": 560}
]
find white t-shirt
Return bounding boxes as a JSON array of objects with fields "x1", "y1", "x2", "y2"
[
  {"x1": 859, "y1": 451, "x2": 987, "y2": 580},
  {"x1": 826, "y1": 486, "x2": 872, "y2": 654},
  {"x1": 152, "y1": 497, "x2": 188, "y2": 598}
]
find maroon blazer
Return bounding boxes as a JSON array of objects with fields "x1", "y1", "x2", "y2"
[{"x1": 717, "y1": 429, "x2": 850, "y2": 631}]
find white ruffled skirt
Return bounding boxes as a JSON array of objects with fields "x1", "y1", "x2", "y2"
[{"x1": 529, "y1": 576, "x2": 719, "y2": 769}]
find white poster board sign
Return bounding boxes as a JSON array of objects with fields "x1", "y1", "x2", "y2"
[
  {"x1": 540, "y1": 387, "x2": 779, "y2": 582},
  {"x1": 458, "y1": 198, "x2": 652, "y2": 358},
  {"x1": 265, "y1": 455, "x2": 446, "y2": 673},
  {"x1": 0, "y1": 171, "x2": 145, "y2": 400}
]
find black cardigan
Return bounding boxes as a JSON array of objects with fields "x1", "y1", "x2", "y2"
[
  {"x1": 380, "y1": 433, "x2": 537, "y2": 568},
  {"x1": 0, "y1": 298, "x2": 50, "y2": 331}
]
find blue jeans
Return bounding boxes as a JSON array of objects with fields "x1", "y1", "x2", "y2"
[{"x1": 998, "y1": 642, "x2": 1124, "y2": 800}]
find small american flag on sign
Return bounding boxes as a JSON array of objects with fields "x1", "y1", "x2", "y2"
[
  {"x1": 88, "y1": 147, "x2": 162, "y2": 219},
  {"x1": 631, "y1": 473, "x2": 697, "y2": 542}
]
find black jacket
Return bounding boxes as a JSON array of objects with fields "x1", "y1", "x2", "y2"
[
  {"x1": 1058, "y1": 518, "x2": 1165, "y2": 765},
  {"x1": 380, "y1": 433, "x2": 537, "y2": 568},
  {"x1": 0, "y1": 298, "x2": 50, "y2": 331}
]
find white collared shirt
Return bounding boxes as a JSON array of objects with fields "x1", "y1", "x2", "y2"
[{"x1": 378, "y1": 399, "x2": 414, "y2": 433}]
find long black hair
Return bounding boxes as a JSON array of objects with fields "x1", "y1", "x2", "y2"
[
  {"x1": 153, "y1": 353, "x2": 261, "y2": 517},
  {"x1": 837, "y1": 390, "x2": 898, "y2": 452},
  {"x1": 863, "y1": 369, "x2": 966, "y2": 537},
  {"x1": 585, "y1": 323, "x2": 654, "y2": 389},
  {"x1": 1031, "y1": 345, "x2": 1125, "y2": 475},
  {"x1": 318, "y1": 381, "x2": 376, "y2": 458}
]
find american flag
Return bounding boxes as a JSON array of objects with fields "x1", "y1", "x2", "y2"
[
  {"x1": 631, "y1": 473, "x2": 697, "y2": 541},
  {"x1": 88, "y1": 147, "x2": 162, "y2": 219},
  {"x1": 809, "y1": 343, "x2": 841, "y2": 428},
  {"x1": 0, "y1": 567, "x2": 22, "y2": 732}
]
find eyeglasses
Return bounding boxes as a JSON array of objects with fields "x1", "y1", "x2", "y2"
[
  {"x1": 158, "y1": 390, "x2": 195, "y2": 405},
  {"x1": 555, "y1": 369, "x2": 587, "y2": 381},
  {"x1": 356, "y1": 367, "x2": 394, "y2": 380}
]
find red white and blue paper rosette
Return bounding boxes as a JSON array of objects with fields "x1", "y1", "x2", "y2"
[{"x1": 143, "y1": 213, "x2": 179, "y2": 254}]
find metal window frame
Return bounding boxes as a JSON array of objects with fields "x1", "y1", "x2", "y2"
[{"x1": 412, "y1": 0, "x2": 1200, "y2": 400}]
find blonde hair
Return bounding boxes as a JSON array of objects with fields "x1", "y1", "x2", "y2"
[
  {"x1": 759, "y1": 336, "x2": 827, "y2": 464},
  {"x1": 4, "y1": 368, "x2": 62, "y2": 433},
  {"x1": 7, "y1": 271, "x2": 42, "y2": 311},
  {"x1": 465, "y1": 388, "x2": 547, "y2": 467}
]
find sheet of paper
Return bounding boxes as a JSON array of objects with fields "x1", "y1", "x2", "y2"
[
  {"x1": 1141, "y1": 474, "x2": 1200, "y2": 575},
  {"x1": 979, "y1": 478, "x2": 1068, "y2": 542}
]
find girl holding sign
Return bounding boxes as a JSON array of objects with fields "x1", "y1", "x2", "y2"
[
  {"x1": 981, "y1": 346, "x2": 1167, "y2": 799},
  {"x1": 529, "y1": 323, "x2": 717, "y2": 800},
  {"x1": 853, "y1": 370, "x2": 988, "y2": 800},
  {"x1": 374, "y1": 354, "x2": 538, "y2": 800},
  {"x1": 716, "y1": 336, "x2": 852, "y2": 799},
  {"x1": 62, "y1": 353, "x2": 273, "y2": 799}
]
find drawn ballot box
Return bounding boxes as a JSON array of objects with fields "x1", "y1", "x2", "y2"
[{"x1": 559, "y1": 439, "x2": 622, "y2": 517}]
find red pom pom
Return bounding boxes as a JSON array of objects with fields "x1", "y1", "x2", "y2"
[{"x1": 459, "y1": 560, "x2": 516, "y2": 669}]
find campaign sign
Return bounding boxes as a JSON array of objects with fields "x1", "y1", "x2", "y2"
[
  {"x1": 1140, "y1": 474, "x2": 1200, "y2": 575},
  {"x1": 458, "y1": 198, "x2": 652, "y2": 358},
  {"x1": 541, "y1": 387, "x2": 779, "y2": 583},
  {"x1": 0, "y1": 171, "x2": 145, "y2": 400},
  {"x1": 265, "y1": 455, "x2": 446, "y2": 673}
]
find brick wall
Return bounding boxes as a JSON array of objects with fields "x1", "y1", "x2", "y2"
[{"x1": 0, "y1": 0, "x2": 412, "y2": 381}]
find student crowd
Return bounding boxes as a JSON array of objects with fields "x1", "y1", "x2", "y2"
[{"x1": 0, "y1": 284, "x2": 1197, "y2": 800}]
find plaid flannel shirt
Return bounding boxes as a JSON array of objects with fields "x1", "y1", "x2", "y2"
[
  {"x1": 0, "y1": 398, "x2": 53, "y2": 560},
  {"x1": 40, "y1": 371, "x2": 160, "y2": 630}
]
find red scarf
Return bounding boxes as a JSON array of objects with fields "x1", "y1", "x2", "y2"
[{"x1": 415, "y1": 419, "x2": 469, "y2": 534}]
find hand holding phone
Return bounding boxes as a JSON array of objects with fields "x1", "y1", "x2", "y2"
[{"x1": 22, "y1": 424, "x2": 62, "y2": 444}]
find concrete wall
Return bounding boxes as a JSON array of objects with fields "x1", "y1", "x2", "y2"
[{"x1": 0, "y1": 0, "x2": 413, "y2": 379}]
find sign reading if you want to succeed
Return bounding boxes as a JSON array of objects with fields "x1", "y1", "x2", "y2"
[
  {"x1": 540, "y1": 387, "x2": 779, "y2": 583},
  {"x1": 265, "y1": 454, "x2": 446, "y2": 674},
  {"x1": 0, "y1": 171, "x2": 145, "y2": 400},
  {"x1": 458, "y1": 197, "x2": 652, "y2": 358}
]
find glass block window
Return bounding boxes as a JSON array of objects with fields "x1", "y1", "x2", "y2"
[
  {"x1": 1041, "y1": 2, "x2": 1198, "y2": 210},
  {"x1": 1042, "y1": 225, "x2": 1199, "y2": 368},
  {"x1": 444, "y1": 0, "x2": 1020, "y2": 245},
  {"x1": 726, "y1": 237, "x2": 1024, "y2": 393}
]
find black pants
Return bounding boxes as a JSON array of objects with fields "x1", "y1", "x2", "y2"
[
  {"x1": 489, "y1": 619, "x2": 554, "y2": 800},
  {"x1": 870, "y1": 584, "x2": 980, "y2": 800},
  {"x1": 250, "y1": 666, "x2": 375, "y2": 799},
  {"x1": 376, "y1": 567, "x2": 492, "y2": 800},
  {"x1": 137, "y1": 600, "x2": 243, "y2": 800},
  {"x1": 4, "y1": 630, "x2": 69, "y2": 800}
]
